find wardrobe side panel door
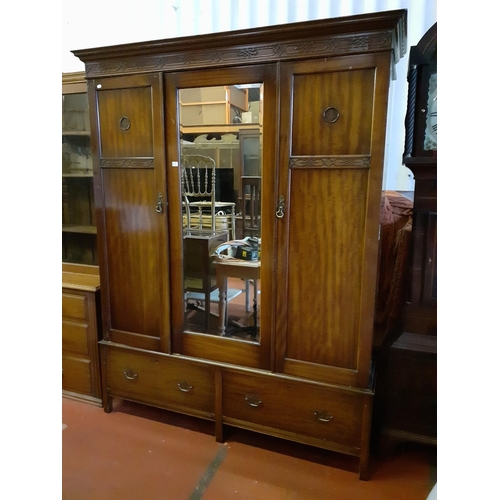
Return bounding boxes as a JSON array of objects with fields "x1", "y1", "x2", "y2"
[
  {"x1": 91, "y1": 73, "x2": 170, "y2": 350},
  {"x1": 275, "y1": 55, "x2": 392, "y2": 388}
]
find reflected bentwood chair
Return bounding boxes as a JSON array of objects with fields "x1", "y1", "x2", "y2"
[
  {"x1": 181, "y1": 154, "x2": 236, "y2": 239},
  {"x1": 181, "y1": 154, "x2": 239, "y2": 333}
]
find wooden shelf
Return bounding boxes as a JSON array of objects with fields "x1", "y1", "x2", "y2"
[
  {"x1": 181, "y1": 124, "x2": 261, "y2": 135},
  {"x1": 62, "y1": 172, "x2": 93, "y2": 178},
  {"x1": 63, "y1": 130, "x2": 91, "y2": 136},
  {"x1": 62, "y1": 266, "x2": 100, "y2": 291},
  {"x1": 63, "y1": 224, "x2": 97, "y2": 234},
  {"x1": 63, "y1": 72, "x2": 98, "y2": 266}
]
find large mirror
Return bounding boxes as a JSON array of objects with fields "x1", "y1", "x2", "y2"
[{"x1": 179, "y1": 83, "x2": 263, "y2": 342}]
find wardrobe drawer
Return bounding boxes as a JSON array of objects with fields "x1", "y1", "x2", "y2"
[
  {"x1": 62, "y1": 292, "x2": 88, "y2": 321},
  {"x1": 104, "y1": 347, "x2": 215, "y2": 416},
  {"x1": 62, "y1": 355, "x2": 92, "y2": 395},
  {"x1": 223, "y1": 371, "x2": 365, "y2": 449},
  {"x1": 62, "y1": 321, "x2": 89, "y2": 355}
]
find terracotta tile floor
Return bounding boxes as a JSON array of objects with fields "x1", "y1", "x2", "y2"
[{"x1": 62, "y1": 397, "x2": 436, "y2": 500}]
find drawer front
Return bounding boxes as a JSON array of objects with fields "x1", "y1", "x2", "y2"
[
  {"x1": 62, "y1": 321, "x2": 89, "y2": 355},
  {"x1": 62, "y1": 292, "x2": 88, "y2": 321},
  {"x1": 104, "y1": 347, "x2": 215, "y2": 416},
  {"x1": 223, "y1": 371, "x2": 365, "y2": 449},
  {"x1": 62, "y1": 355, "x2": 92, "y2": 395}
]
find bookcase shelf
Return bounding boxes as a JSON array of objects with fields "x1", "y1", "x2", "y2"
[{"x1": 62, "y1": 72, "x2": 98, "y2": 266}]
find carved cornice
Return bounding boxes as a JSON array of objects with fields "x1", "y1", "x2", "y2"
[
  {"x1": 290, "y1": 156, "x2": 371, "y2": 169},
  {"x1": 82, "y1": 31, "x2": 392, "y2": 78},
  {"x1": 100, "y1": 158, "x2": 154, "y2": 168}
]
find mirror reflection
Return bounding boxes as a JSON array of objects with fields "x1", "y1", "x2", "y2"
[{"x1": 180, "y1": 84, "x2": 263, "y2": 342}]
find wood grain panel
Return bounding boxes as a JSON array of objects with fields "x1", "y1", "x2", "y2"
[
  {"x1": 291, "y1": 69, "x2": 374, "y2": 156},
  {"x1": 222, "y1": 370, "x2": 364, "y2": 449},
  {"x1": 62, "y1": 293, "x2": 87, "y2": 320},
  {"x1": 62, "y1": 321, "x2": 89, "y2": 355},
  {"x1": 104, "y1": 345, "x2": 215, "y2": 417},
  {"x1": 182, "y1": 332, "x2": 261, "y2": 368},
  {"x1": 102, "y1": 168, "x2": 161, "y2": 338},
  {"x1": 62, "y1": 355, "x2": 92, "y2": 395},
  {"x1": 97, "y1": 86, "x2": 153, "y2": 158},
  {"x1": 285, "y1": 168, "x2": 368, "y2": 369}
]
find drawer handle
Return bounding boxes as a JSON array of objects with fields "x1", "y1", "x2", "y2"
[
  {"x1": 177, "y1": 381, "x2": 193, "y2": 392},
  {"x1": 245, "y1": 394, "x2": 263, "y2": 408},
  {"x1": 314, "y1": 410, "x2": 333, "y2": 423},
  {"x1": 123, "y1": 369, "x2": 138, "y2": 381}
]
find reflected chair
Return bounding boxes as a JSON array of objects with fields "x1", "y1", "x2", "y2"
[
  {"x1": 183, "y1": 231, "x2": 242, "y2": 333},
  {"x1": 181, "y1": 154, "x2": 236, "y2": 239},
  {"x1": 241, "y1": 176, "x2": 261, "y2": 238}
]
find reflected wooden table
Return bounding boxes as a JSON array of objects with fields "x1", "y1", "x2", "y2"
[{"x1": 215, "y1": 259, "x2": 260, "y2": 336}]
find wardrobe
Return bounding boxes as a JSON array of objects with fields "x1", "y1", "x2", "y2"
[{"x1": 73, "y1": 9, "x2": 407, "y2": 479}]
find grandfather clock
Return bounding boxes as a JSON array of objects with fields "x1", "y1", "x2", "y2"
[
  {"x1": 379, "y1": 23, "x2": 437, "y2": 450},
  {"x1": 402, "y1": 22, "x2": 437, "y2": 335}
]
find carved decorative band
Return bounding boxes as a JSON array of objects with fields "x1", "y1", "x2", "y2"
[
  {"x1": 86, "y1": 31, "x2": 392, "y2": 77},
  {"x1": 290, "y1": 156, "x2": 370, "y2": 169},
  {"x1": 100, "y1": 158, "x2": 154, "y2": 168}
]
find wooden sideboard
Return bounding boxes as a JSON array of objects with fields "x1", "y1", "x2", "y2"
[{"x1": 62, "y1": 263, "x2": 102, "y2": 405}]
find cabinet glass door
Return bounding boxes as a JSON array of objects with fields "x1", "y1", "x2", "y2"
[
  {"x1": 62, "y1": 81, "x2": 98, "y2": 265},
  {"x1": 165, "y1": 66, "x2": 276, "y2": 368}
]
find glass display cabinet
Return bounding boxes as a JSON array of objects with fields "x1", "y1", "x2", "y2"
[{"x1": 62, "y1": 72, "x2": 98, "y2": 265}]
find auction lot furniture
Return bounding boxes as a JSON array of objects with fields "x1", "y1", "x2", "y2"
[{"x1": 73, "y1": 9, "x2": 407, "y2": 479}]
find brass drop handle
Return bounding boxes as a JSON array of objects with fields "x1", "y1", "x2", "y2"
[
  {"x1": 276, "y1": 196, "x2": 285, "y2": 218},
  {"x1": 177, "y1": 381, "x2": 193, "y2": 393},
  {"x1": 314, "y1": 410, "x2": 333, "y2": 422},
  {"x1": 245, "y1": 394, "x2": 263, "y2": 408},
  {"x1": 156, "y1": 193, "x2": 164, "y2": 213},
  {"x1": 123, "y1": 369, "x2": 138, "y2": 381}
]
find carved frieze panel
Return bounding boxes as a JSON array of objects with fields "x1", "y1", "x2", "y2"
[
  {"x1": 290, "y1": 156, "x2": 371, "y2": 169},
  {"x1": 85, "y1": 31, "x2": 392, "y2": 78},
  {"x1": 100, "y1": 158, "x2": 155, "y2": 168}
]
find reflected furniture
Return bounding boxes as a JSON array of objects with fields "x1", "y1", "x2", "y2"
[
  {"x1": 241, "y1": 176, "x2": 261, "y2": 237},
  {"x1": 238, "y1": 127, "x2": 262, "y2": 218},
  {"x1": 62, "y1": 263, "x2": 101, "y2": 405},
  {"x1": 74, "y1": 10, "x2": 407, "y2": 480},
  {"x1": 184, "y1": 229, "x2": 229, "y2": 332},
  {"x1": 181, "y1": 154, "x2": 236, "y2": 239},
  {"x1": 215, "y1": 259, "x2": 260, "y2": 336}
]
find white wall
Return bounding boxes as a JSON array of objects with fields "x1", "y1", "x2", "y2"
[{"x1": 62, "y1": 0, "x2": 437, "y2": 190}]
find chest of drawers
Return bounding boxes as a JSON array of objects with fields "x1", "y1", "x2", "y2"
[{"x1": 62, "y1": 264, "x2": 101, "y2": 405}]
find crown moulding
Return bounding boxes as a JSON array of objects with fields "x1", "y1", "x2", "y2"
[{"x1": 72, "y1": 9, "x2": 407, "y2": 79}]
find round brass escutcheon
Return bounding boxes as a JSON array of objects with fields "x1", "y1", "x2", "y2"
[
  {"x1": 323, "y1": 107, "x2": 340, "y2": 123},
  {"x1": 119, "y1": 116, "x2": 131, "y2": 131}
]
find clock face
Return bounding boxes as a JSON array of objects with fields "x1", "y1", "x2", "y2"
[{"x1": 424, "y1": 73, "x2": 437, "y2": 151}]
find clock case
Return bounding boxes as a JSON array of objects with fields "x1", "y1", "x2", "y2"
[
  {"x1": 403, "y1": 22, "x2": 437, "y2": 161},
  {"x1": 375, "y1": 23, "x2": 438, "y2": 451}
]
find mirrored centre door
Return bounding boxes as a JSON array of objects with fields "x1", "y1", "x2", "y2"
[{"x1": 165, "y1": 65, "x2": 278, "y2": 369}]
